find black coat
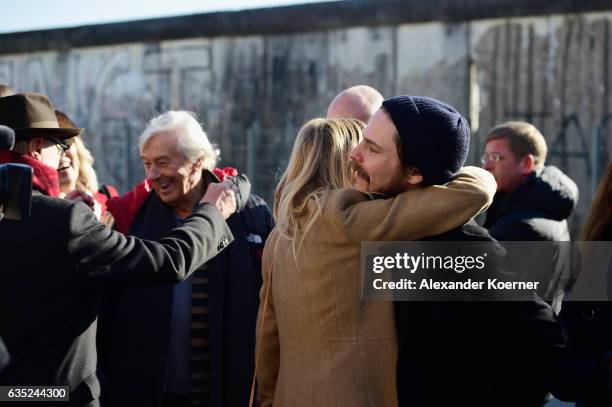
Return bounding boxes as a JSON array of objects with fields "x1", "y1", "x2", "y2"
[
  {"x1": 0, "y1": 193, "x2": 233, "y2": 406},
  {"x1": 98, "y1": 190, "x2": 273, "y2": 406},
  {"x1": 484, "y1": 166, "x2": 578, "y2": 241},
  {"x1": 555, "y1": 301, "x2": 612, "y2": 406},
  {"x1": 554, "y1": 224, "x2": 612, "y2": 406},
  {"x1": 395, "y1": 221, "x2": 566, "y2": 407}
]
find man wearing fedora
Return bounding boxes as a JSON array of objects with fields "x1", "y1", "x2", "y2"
[{"x1": 0, "y1": 92, "x2": 238, "y2": 406}]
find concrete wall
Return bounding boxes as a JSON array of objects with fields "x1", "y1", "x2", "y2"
[{"x1": 1, "y1": 1, "x2": 610, "y2": 233}]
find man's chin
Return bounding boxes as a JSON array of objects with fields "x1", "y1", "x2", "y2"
[
  {"x1": 352, "y1": 177, "x2": 369, "y2": 192},
  {"x1": 58, "y1": 173, "x2": 72, "y2": 183},
  {"x1": 154, "y1": 187, "x2": 176, "y2": 204}
]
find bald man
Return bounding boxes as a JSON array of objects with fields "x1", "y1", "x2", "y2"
[{"x1": 326, "y1": 85, "x2": 383, "y2": 123}]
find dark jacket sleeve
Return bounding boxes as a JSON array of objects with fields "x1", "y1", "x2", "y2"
[
  {"x1": 488, "y1": 215, "x2": 545, "y2": 241},
  {"x1": 225, "y1": 174, "x2": 251, "y2": 212},
  {"x1": 66, "y1": 201, "x2": 233, "y2": 284},
  {"x1": 552, "y1": 303, "x2": 612, "y2": 403},
  {"x1": 552, "y1": 259, "x2": 612, "y2": 403},
  {"x1": 475, "y1": 297, "x2": 567, "y2": 404}
]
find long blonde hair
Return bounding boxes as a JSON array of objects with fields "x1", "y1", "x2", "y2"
[
  {"x1": 72, "y1": 136, "x2": 99, "y2": 194},
  {"x1": 273, "y1": 118, "x2": 364, "y2": 253},
  {"x1": 581, "y1": 162, "x2": 612, "y2": 240}
]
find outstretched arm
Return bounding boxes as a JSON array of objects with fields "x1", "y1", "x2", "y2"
[{"x1": 70, "y1": 201, "x2": 234, "y2": 284}]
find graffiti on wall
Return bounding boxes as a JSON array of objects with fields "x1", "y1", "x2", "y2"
[{"x1": 0, "y1": 12, "x2": 611, "y2": 232}]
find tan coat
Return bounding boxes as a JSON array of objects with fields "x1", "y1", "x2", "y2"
[{"x1": 256, "y1": 167, "x2": 496, "y2": 407}]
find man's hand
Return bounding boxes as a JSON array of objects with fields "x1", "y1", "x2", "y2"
[
  {"x1": 200, "y1": 183, "x2": 236, "y2": 219},
  {"x1": 221, "y1": 177, "x2": 239, "y2": 194},
  {"x1": 64, "y1": 189, "x2": 95, "y2": 210},
  {"x1": 64, "y1": 189, "x2": 105, "y2": 220}
]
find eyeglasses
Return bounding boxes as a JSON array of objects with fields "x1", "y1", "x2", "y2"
[
  {"x1": 46, "y1": 137, "x2": 74, "y2": 154},
  {"x1": 480, "y1": 153, "x2": 503, "y2": 164}
]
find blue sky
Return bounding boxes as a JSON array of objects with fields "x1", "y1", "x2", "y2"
[{"x1": 1, "y1": 0, "x2": 334, "y2": 33}]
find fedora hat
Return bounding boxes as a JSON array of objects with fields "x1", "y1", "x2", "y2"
[{"x1": 0, "y1": 93, "x2": 83, "y2": 139}]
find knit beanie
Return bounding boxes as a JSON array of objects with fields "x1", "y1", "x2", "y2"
[{"x1": 381, "y1": 95, "x2": 470, "y2": 186}]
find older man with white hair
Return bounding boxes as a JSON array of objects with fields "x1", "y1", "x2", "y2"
[{"x1": 99, "y1": 111, "x2": 273, "y2": 407}]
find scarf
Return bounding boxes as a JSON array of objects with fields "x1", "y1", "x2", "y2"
[{"x1": 0, "y1": 151, "x2": 60, "y2": 197}]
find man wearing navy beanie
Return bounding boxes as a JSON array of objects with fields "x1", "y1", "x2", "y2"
[
  {"x1": 351, "y1": 95, "x2": 565, "y2": 406},
  {"x1": 382, "y1": 95, "x2": 470, "y2": 185},
  {"x1": 350, "y1": 95, "x2": 470, "y2": 195}
]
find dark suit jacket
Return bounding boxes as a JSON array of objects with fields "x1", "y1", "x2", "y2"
[
  {"x1": 0, "y1": 193, "x2": 233, "y2": 406},
  {"x1": 395, "y1": 221, "x2": 566, "y2": 407}
]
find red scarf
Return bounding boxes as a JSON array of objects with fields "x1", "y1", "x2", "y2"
[{"x1": 0, "y1": 151, "x2": 60, "y2": 197}]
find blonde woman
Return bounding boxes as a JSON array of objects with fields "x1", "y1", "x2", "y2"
[
  {"x1": 255, "y1": 116, "x2": 495, "y2": 407},
  {"x1": 56, "y1": 110, "x2": 117, "y2": 222}
]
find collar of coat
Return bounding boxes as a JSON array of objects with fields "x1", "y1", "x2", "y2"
[
  {"x1": 107, "y1": 167, "x2": 237, "y2": 234},
  {"x1": 0, "y1": 150, "x2": 60, "y2": 197}
]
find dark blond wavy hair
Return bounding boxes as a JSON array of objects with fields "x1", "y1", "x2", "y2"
[{"x1": 273, "y1": 118, "x2": 364, "y2": 253}]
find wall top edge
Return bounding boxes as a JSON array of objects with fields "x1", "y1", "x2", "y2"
[{"x1": 0, "y1": 0, "x2": 610, "y2": 55}]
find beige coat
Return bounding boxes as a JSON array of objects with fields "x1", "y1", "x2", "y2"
[{"x1": 256, "y1": 167, "x2": 496, "y2": 407}]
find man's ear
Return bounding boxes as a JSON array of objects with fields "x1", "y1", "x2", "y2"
[
  {"x1": 519, "y1": 154, "x2": 535, "y2": 175},
  {"x1": 191, "y1": 157, "x2": 204, "y2": 175},
  {"x1": 27, "y1": 137, "x2": 46, "y2": 160},
  {"x1": 405, "y1": 167, "x2": 424, "y2": 186}
]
